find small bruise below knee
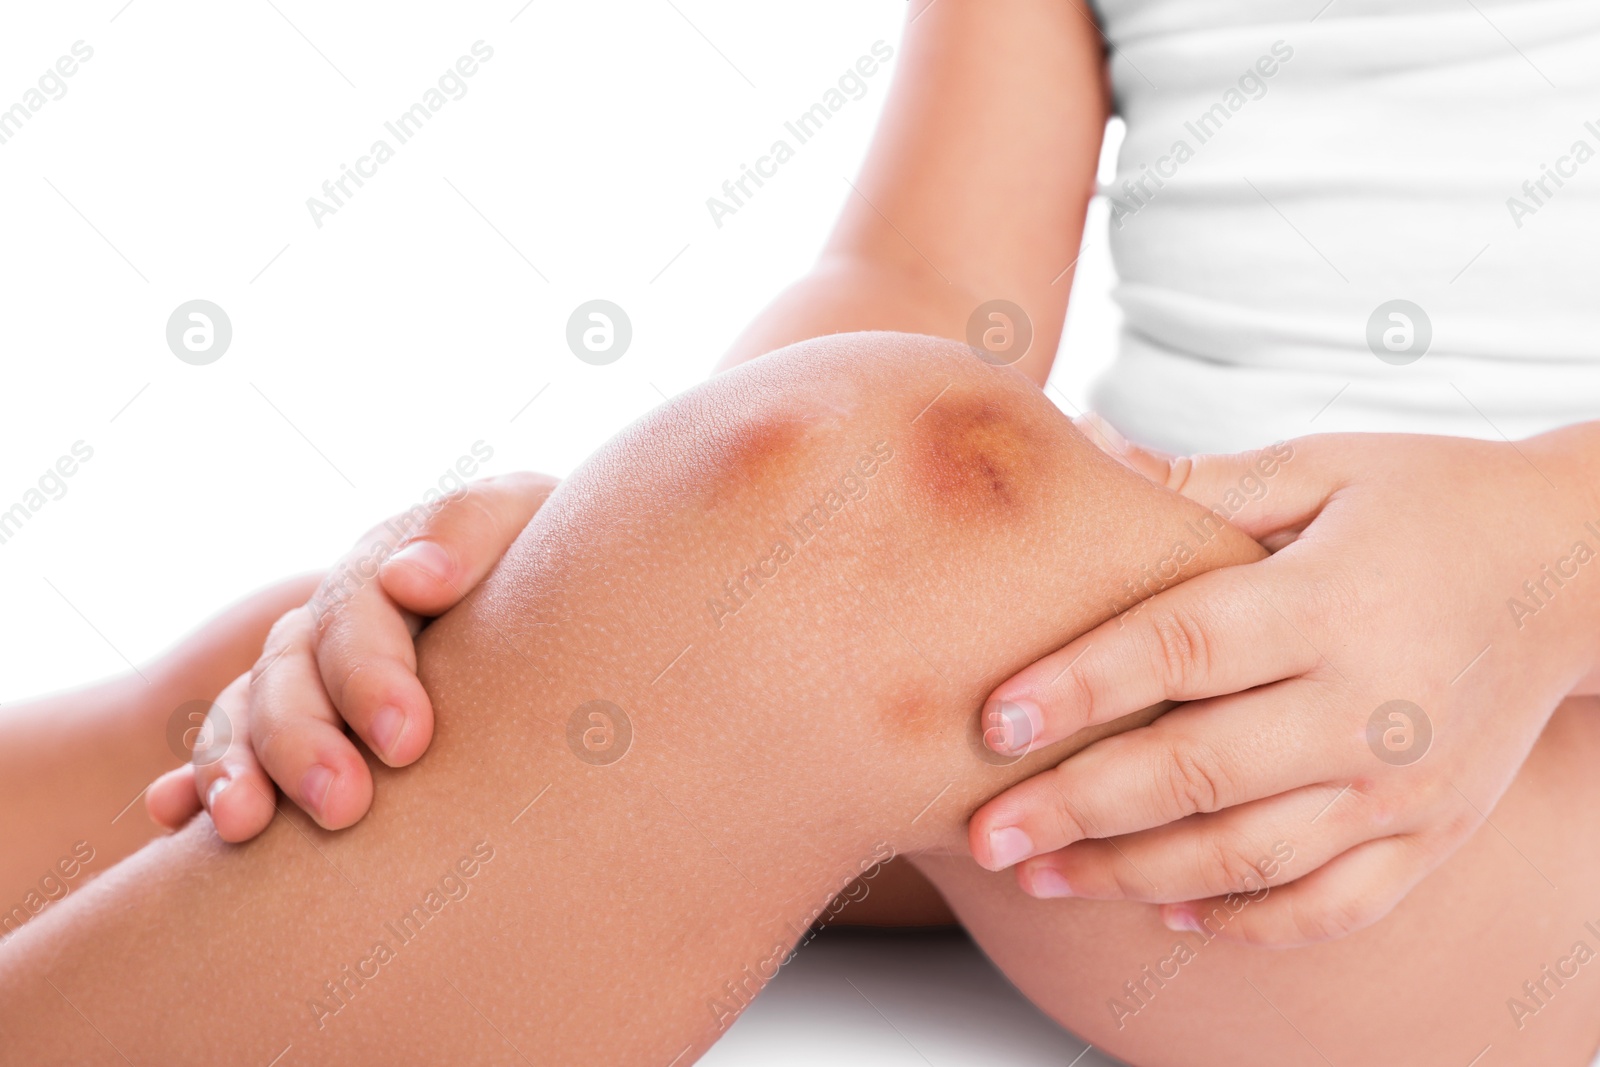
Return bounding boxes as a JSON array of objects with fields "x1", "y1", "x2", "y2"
[{"x1": 878, "y1": 677, "x2": 955, "y2": 744}]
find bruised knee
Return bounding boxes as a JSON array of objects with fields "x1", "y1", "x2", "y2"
[
  {"x1": 904, "y1": 384, "x2": 1052, "y2": 524},
  {"x1": 660, "y1": 331, "x2": 1079, "y2": 535}
]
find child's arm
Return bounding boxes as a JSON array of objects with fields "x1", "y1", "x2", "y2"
[{"x1": 0, "y1": 573, "x2": 319, "y2": 924}]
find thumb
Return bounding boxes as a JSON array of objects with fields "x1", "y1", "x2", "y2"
[
  {"x1": 1078, "y1": 415, "x2": 1335, "y2": 544},
  {"x1": 1160, "y1": 439, "x2": 1335, "y2": 544},
  {"x1": 1073, "y1": 412, "x2": 1175, "y2": 484}
]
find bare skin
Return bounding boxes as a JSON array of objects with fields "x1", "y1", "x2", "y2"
[
  {"x1": 1, "y1": 475, "x2": 555, "y2": 941},
  {"x1": 131, "y1": 0, "x2": 1116, "y2": 931},
  {"x1": 0, "y1": 573, "x2": 319, "y2": 915},
  {"x1": 5, "y1": 4, "x2": 1594, "y2": 1061},
  {"x1": 2, "y1": 332, "x2": 1599, "y2": 1066},
  {"x1": 716, "y1": 1, "x2": 1107, "y2": 386}
]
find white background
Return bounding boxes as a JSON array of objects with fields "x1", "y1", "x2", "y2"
[{"x1": 0, "y1": 1, "x2": 1122, "y2": 701}]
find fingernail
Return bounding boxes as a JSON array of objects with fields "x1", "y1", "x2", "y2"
[
  {"x1": 986, "y1": 826, "x2": 1035, "y2": 870},
  {"x1": 1163, "y1": 907, "x2": 1202, "y2": 933},
  {"x1": 387, "y1": 539, "x2": 451, "y2": 583},
  {"x1": 370, "y1": 705, "x2": 407, "y2": 759},
  {"x1": 987, "y1": 699, "x2": 1042, "y2": 755},
  {"x1": 206, "y1": 776, "x2": 230, "y2": 810},
  {"x1": 1026, "y1": 867, "x2": 1074, "y2": 899},
  {"x1": 301, "y1": 764, "x2": 336, "y2": 817}
]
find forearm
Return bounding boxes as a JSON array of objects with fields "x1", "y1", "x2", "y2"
[
  {"x1": 716, "y1": 255, "x2": 981, "y2": 374},
  {"x1": 0, "y1": 573, "x2": 320, "y2": 915},
  {"x1": 717, "y1": 1, "x2": 1108, "y2": 384}
]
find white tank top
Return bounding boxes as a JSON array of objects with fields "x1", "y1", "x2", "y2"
[{"x1": 1086, "y1": 0, "x2": 1600, "y2": 454}]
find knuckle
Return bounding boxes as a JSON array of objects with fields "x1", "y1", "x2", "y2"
[
  {"x1": 306, "y1": 599, "x2": 339, "y2": 641},
  {"x1": 332, "y1": 660, "x2": 375, "y2": 707},
  {"x1": 1104, "y1": 852, "x2": 1153, "y2": 899},
  {"x1": 253, "y1": 717, "x2": 328, "y2": 776},
  {"x1": 1200, "y1": 837, "x2": 1268, "y2": 896},
  {"x1": 250, "y1": 717, "x2": 291, "y2": 767},
  {"x1": 1056, "y1": 655, "x2": 1103, "y2": 727},
  {"x1": 1160, "y1": 739, "x2": 1229, "y2": 816},
  {"x1": 1346, "y1": 782, "x2": 1399, "y2": 834},
  {"x1": 303, "y1": 582, "x2": 351, "y2": 640},
  {"x1": 1384, "y1": 774, "x2": 1450, "y2": 819},
  {"x1": 262, "y1": 607, "x2": 309, "y2": 650},
  {"x1": 1146, "y1": 607, "x2": 1213, "y2": 695},
  {"x1": 1044, "y1": 775, "x2": 1093, "y2": 843},
  {"x1": 1228, "y1": 919, "x2": 1280, "y2": 947},
  {"x1": 252, "y1": 611, "x2": 311, "y2": 684}
]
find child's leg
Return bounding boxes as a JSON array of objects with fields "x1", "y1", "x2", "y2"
[
  {"x1": 0, "y1": 574, "x2": 318, "y2": 913},
  {"x1": 10, "y1": 332, "x2": 1591, "y2": 1066},
  {"x1": 917, "y1": 693, "x2": 1600, "y2": 1067},
  {"x1": 0, "y1": 332, "x2": 1256, "y2": 1064}
]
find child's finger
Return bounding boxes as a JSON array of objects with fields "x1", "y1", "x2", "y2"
[
  {"x1": 379, "y1": 472, "x2": 558, "y2": 616},
  {"x1": 145, "y1": 765, "x2": 201, "y2": 832},
  {"x1": 191, "y1": 674, "x2": 283, "y2": 842}
]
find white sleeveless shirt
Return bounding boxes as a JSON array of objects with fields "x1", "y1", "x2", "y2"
[{"x1": 1086, "y1": 0, "x2": 1600, "y2": 454}]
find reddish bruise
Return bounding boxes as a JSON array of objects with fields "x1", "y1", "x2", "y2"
[
  {"x1": 875, "y1": 676, "x2": 953, "y2": 747},
  {"x1": 695, "y1": 410, "x2": 817, "y2": 511},
  {"x1": 910, "y1": 390, "x2": 1042, "y2": 520}
]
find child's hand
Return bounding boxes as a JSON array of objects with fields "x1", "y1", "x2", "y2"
[
  {"x1": 146, "y1": 472, "x2": 559, "y2": 841},
  {"x1": 969, "y1": 424, "x2": 1600, "y2": 946}
]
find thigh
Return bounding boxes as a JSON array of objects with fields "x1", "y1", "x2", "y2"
[{"x1": 917, "y1": 696, "x2": 1600, "y2": 1067}]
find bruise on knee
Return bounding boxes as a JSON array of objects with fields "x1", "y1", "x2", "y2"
[
  {"x1": 685, "y1": 385, "x2": 865, "y2": 514},
  {"x1": 908, "y1": 388, "x2": 1047, "y2": 523},
  {"x1": 876, "y1": 677, "x2": 955, "y2": 747},
  {"x1": 698, "y1": 413, "x2": 812, "y2": 512}
]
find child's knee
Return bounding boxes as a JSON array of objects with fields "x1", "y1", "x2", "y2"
[{"x1": 646, "y1": 331, "x2": 1077, "y2": 539}]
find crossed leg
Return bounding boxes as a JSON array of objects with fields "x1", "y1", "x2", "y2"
[{"x1": 1, "y1": 332, "x2": 1597, "y2": 1066}]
